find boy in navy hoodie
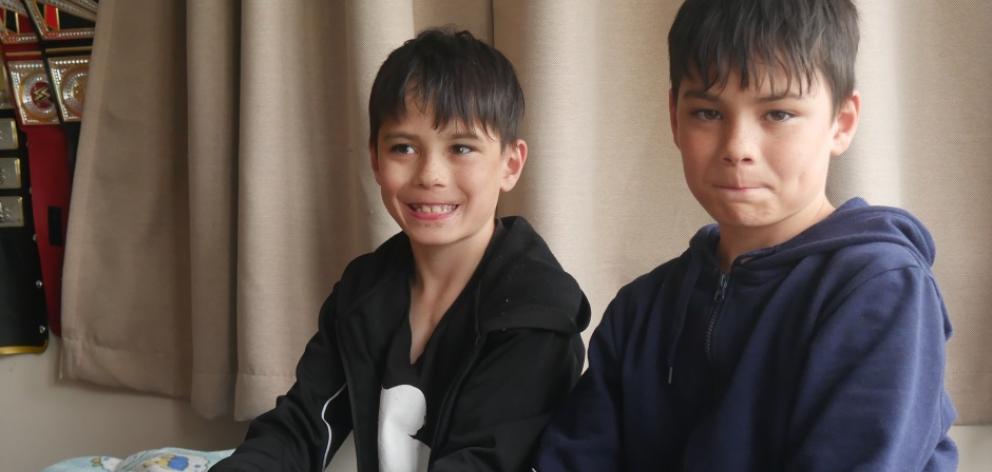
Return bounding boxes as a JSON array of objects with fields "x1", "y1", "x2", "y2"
[{"x1": 534, "y1": 0, "x2": 957, "y2": 470}]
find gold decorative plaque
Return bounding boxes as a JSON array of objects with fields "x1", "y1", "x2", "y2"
[
  {"x1": 47, "y1": 55, "x2": 86, "y2": 121},
  {"x1": 7, "y1": 59, "x2": 59, "y2": 125},
  {"x1": 0, "y1": 157, "x2": 20, "y2": 189},
  {"x1": 0, "y1": 117, "x2": 17, "y2": 149},
  {"x1": 0, "y1": 195, "x2": 24, "y2": 227}
]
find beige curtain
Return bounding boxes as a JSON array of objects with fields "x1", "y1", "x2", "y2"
[{"x1": 61, "y1": 0, "x2": 992, "y2": 424}]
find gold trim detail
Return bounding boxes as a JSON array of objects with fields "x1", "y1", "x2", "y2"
[
  {"x1": 24, "y1": 0, "x2": 95, "y2": 41},
  {"x1": 0, "y1": 340, "x2": 49, "y2": 356},
  {"x1": 0, "y1": 2, "x2": 39, "y2": 45},
  {"x1": 0, "y1": 32, "x2": 40, "y2": 44},
  {"x1": 0, "y1": 0, "x2": 28, "y2": 14},
  {"x1": 3, "y1": 51, "x2": 43, "y2": 58},
  {"x1": 0, "y1": 63, "x2": 13, "y2": 110},
  {"x1": 37, "y1": 0, "x2": 97, "y2": 22}
]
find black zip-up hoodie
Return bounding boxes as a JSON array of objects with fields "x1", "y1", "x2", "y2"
[{"x1": 214, "y1": 216, "x2": 590, "y2": 471}]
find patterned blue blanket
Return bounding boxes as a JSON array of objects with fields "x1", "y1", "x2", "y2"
[{"x1": 42, "y1": 448, "x2": 233, "y2": 471}]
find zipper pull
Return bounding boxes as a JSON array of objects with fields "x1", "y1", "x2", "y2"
[{"x1": 713, "y1": 273, "x2": 729, "y2": 302}]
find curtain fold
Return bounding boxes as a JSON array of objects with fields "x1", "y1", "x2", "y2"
[
  {"x1": 62, "y1": 0, "x2": 193, "y2": 396},
  {"x1": 61, "y1": 0, "x2": 992, "y2": 424},
  {"x1": 186, "y1": 0, "x2": 240, "y2": 419}
]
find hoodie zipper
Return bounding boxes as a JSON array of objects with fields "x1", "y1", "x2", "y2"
[
  {"x1": 428, "y1": 281, "x2": 487, "y2": 466},
  {"x1": 427, "y1": 334, "x2": 485, "y2": 465},
  {"x1": 704, "y1": 273, "x2": 729, "y2": 363}
]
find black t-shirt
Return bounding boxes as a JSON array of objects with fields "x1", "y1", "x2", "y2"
[{"x1": 377, "y1": 275, "x2": 476, "y2": 471}]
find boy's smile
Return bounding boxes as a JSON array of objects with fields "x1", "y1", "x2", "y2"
[
  {"x1": 670, "y1": 68, "x2": 860, "y2": 263},
  {"x1": 371, "y1": 101, "x2": 526, "y2": 253},
  {"x1": 406, "y1": 202, "x2": 460, "y2": 222}
]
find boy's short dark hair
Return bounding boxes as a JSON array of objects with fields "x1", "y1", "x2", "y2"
[
  {"x1": 668, "y1": 0, "x2": 859, "y2": 112},
  {"x1": 368, "y1": 27, "x2": 524, "y2": 148}
]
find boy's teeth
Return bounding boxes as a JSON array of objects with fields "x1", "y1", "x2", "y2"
[{"x1": 413, "y1": 204, "x2": 455, "y2": 214}]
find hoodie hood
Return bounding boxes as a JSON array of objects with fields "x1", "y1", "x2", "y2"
[
  {"x1": 476, "y1": 217, "x2": 591, "y2": 336},
  {"x1": 341, "y1": 216, "x2": 589, "y2": 338},
  {"x1": 665, "y1": 198, "x2": 936, "y2": 384},
  {"x1": 688, "y1": 197, "x2": 936, "y2": 270}
]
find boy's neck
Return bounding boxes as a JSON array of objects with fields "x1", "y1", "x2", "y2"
[
  {"x1": 716, "y1": 198, "x2": 835, "y2": 271},
  {"x1": 408, "y1": 218, "x2": 496, "y2": 309}
]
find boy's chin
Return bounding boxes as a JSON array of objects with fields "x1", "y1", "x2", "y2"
[
  {"x1": 707, "y1": 210, "x2": 773, "y2": 232},
  {"x1": 400, "y1": 219, "x2": 496, "y2": 250}
]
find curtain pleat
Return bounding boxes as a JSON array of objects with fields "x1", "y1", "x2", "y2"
[
  {"x1": 186, "y1": 0, "x2": 240, "y2": 419},
  {"x1": 62, "y1": 0, "x2": 193, "y2": 396},
  {"x1": 61, "y1": 0, "x2": 992, "y2": 424}
]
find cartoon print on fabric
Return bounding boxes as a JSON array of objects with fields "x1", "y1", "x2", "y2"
[
  {"x1": 137, "y1": 453, "x2": 209, "y2": 471},
  {"x1": 378, "y1": 384, "x2": 430, "y2": 472},
  {"x1": 90, "y1": 456, "x2": 121, "y2": 471}
]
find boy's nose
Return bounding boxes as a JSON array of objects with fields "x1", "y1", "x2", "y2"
[
  {"x1": 415, "y1": 153, "x2": 446, "y2": 187},
  {"x1": 722, "y1": 121, "x2": 757, "y2": 165}
]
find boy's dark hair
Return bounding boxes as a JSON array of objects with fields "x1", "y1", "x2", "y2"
[
  {"x1": 668, "y1": 0, "x2": 859, "y2": 112},
  {"x1": 368, "y1": 27, "x2": 524, "y2": 148}
]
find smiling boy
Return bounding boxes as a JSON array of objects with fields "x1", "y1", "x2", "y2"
[
  {"x1": 214, "y1": 28, "x2": 589, "y2": 472},
  {"x1": 535, "y1": 0, "x2": 957, "y2": 470}
]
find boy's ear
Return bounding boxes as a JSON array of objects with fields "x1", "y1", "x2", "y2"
[
  {"x1": 500, "y1": 138, "x2": 528, "y2": 192},
  {"x1": 369, "y1": 141, "x2": 382, "y2": 185},
  {"x1": 830, "y1": 91, "x2": 861, "y2": 157},
  {"x1": 668, "y1": 88, "x2": 681, "y2": 149}
]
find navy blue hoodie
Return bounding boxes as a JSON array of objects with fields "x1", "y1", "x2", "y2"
[{"x1": 535, "y1": 198, "x2": 957, "y2": 471}]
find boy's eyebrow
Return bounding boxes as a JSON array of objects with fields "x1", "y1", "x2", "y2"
[
  {"x1": 757, "y1": 91, "x2": 805, "y2": 102},
  {"x1": 381, "y1": 131, "x2": 418, "y2": 141},
  {"x1": 681, "y1": 89, "x2": 719, "y2": 101},
  {"x1": 447, "y1": 130, "x2": 483, "y2": 141},
  {"x1": 380, "y1": 130, "x2": 484, "y2": 141},
  {"x1": 681, "y1": 89, "x2": 805, "y2": 102}
]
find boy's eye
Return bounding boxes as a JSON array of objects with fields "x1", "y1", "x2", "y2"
[
  {"x1": 691, "y1": 109, "x2": 722, "y2": 121},
  {"x1": 452, "y1": 144, "x2": 474, "y2": 155},
  {"x1": 390, "y1": 144, "x2": 416, "y2": 155},
  {"x1": 766, "y1": 110, "x2": 795, "y2": 122}
]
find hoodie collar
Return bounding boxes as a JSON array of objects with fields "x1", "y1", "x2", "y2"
[
  {"x1": 666, "y1": 197, "x2": 934, "y2": 385},
  {"x1": 350, "y1": 216, "x2": 589, "y2": 337},
  {"x1": 686, "y1": 198, "x2": 935, "y2": 272}
]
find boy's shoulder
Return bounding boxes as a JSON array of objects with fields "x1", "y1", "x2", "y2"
[
  {"x1": 486, "y1": 216, "x2": 569, "y2": 278},
  {"x1": 781, "y1": 198, "x2": 937, "y2": 277},
  {"x1": 605, "y1": 198, "x2": 939, "y2": 312},
  {"x1": 332, "y1": 230, "x2": 412, "y2": 306},
  {"x1": 749, "y1": 198, "x2": 941, "y2": 311},
  {"x1": 478, "y1": 216, "x2": 590, "y2": 334}
]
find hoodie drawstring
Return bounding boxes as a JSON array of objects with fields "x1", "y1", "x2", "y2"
[{"x1": 666, "y1": 258, "x2": 702, "y2": 385}]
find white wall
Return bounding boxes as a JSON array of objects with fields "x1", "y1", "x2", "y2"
[
  {"x1": 950, "y1": 426, "x2": 992, "y2": 472},
  {"x1": 0, "y1": 339, "x2": 246, "y2": 472},
  {"x1": 1, "y1": 339, "x2": 989, "y2": 471}
]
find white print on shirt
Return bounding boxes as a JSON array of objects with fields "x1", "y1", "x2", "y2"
[{"x1": 378, "y1": 384, "x2": 430, "y2": 472}]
